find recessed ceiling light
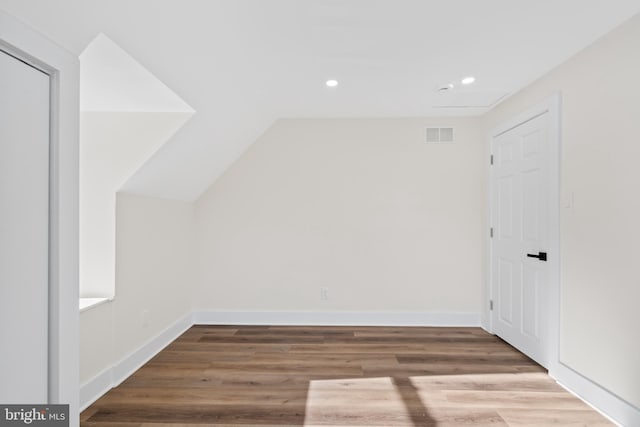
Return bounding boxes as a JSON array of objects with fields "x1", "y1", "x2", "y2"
[
  {"x1": 326, "y1": 79, "x2": 339, "y2": 87},
  {"x1": 461, "y1": 76, "x2": 476, "y2": 85}
]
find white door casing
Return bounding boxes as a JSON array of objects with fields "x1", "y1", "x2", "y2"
[
  {"x1": 0, "y1": 49, "x2": 50, "y2": 402},
  {"x1": 489, "y1": 95, "x2": 561, "y2": 369},
  {"x1": 1, "y1": 9, "x2": 80, "y2": 421}
]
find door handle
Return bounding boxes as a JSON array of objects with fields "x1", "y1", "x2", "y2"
[{"x1": 527, "y1": 252, "x2": 547, "y2": 261}]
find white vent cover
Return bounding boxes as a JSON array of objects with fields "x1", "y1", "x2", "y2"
[{"x1": 425, "y1": 127, "x2": 454, "y2": 143}]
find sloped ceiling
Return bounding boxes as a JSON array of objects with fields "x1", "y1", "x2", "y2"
[
  {"x1": 80, "y1": 33, "x2": 194, "y2": 114},
  {"x1": 79, "y1": 33, "x2": 194, "y2": 191},
  {"x1": 1, "y1": 0, "x2": 639, "y2": 201}
]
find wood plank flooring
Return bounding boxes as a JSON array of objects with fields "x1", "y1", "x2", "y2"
[{"x1": 81, "y1": 326, "x2": 612, "y2": 426}]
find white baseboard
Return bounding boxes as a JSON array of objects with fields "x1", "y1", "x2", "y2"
[
  {"x1": 79, "y1": 312, "x2": 193, "y2": 411},
  {"x1": 79, "y1": 368, "x2": 112, "y2": 413},
  {"x1": 552, "y1": 362, "x2": 639, "y2": 427},
  {"x1": 80, "y1": 308, "x2": 639, "y2": 427},
  {"x1": 193, "y1": 310, "x2": 481, "y2": 327},
  {"x1": 79, "y1": 309, "x2": 477, "y2": 411},
  {"x1": 111, "y1": 313, "x2": 193, "y2": 387}
]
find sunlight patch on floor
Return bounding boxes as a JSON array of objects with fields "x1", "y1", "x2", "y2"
[
  {"x1": 302, "y1": 372, "x2": 584, "y2": 426},
  {"x1": 304, "y1": 377, "x2": 413, "y2": 426}
]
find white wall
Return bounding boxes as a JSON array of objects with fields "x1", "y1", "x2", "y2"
[
  {"x1": 80, "y1": 302, "x2": 112, "y2": 385},
  {"x1": 195, "y1": 118, "x2": 484, "y2": 318},
  {"x1": 482, "y1": 13, "x2": 640, "y2": 410},
  {"x1": 113, "y1": 193, "x2": 195, "y2": 361},
  {"x1": 80, "y1": 112, "x2": 193, "y2": 298},
  {"x1": 80, "y1": 193, "x2": 195, "y2": 387}
]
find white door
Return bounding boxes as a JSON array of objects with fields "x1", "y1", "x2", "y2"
[
  {"x1": 490, "y1": 112, "x2": 552, "y2": 367},
  {"x1": 0, "y1": 49, "x2": 50, "y2": 402}
]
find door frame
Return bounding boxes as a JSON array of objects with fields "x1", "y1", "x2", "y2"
[
  {"x1": 1, "y1": 9, "x2": 80, "y2": 424},
  {"x1": 488, "y1": 93, "x2": 561, "y2": 373}
]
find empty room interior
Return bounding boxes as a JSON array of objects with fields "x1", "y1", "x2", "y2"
[{"x1": 1, "y1": 1, "x2": 639, "y2": 426}]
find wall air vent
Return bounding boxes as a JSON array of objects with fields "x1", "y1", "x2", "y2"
[{"x1": 425, "y1": 127, "x2": 454, "y2": 143}]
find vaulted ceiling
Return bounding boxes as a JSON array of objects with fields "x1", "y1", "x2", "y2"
[{"x1": 2, "y1": 0, "x2": 639, "y2": 200}]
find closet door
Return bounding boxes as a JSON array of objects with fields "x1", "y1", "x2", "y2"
[{"x1": 0, "y1": 49, "x2": 51, "y2": 403}]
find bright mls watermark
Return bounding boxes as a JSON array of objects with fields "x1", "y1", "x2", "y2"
[{"x1": 0, "y1": 405, "x2": 68, "y2": 426}]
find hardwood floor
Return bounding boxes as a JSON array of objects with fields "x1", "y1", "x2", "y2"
[{"x1": 81, "y1": 326, "x2": 612, "y2": 426}]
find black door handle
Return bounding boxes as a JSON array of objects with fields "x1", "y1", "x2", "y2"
[{"x1": 527, "y1": 252, "x2": 547, "y2": 261}]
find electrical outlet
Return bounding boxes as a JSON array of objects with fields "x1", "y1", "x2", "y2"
[{"x1": 320, "y1": 287, "x2": 329, "y2": 301}]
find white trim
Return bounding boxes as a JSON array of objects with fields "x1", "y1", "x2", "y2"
[
  {"x1": 0, "y1": 10, "x2": 79, "y2": 426},
  {"x1": 485, "y1": 95, "x2": 640, "y2": 424},
  {"x1": 487, "y1": 93, "x2": 561, "y2": 371},
  {"x1": 546, "y1": 93, "x2": 562, "y2": 377},
  {"x1": 79, "y1": 312, "x2": 193, "y2": 411},
  {"x1": 79, "y1": 309, "x2": 477, "y2": 410},
  {"x1": 79, "y1": 297, "x2": 111, "y2": 312},
  {"x1": 111, "y1": 312, "x2": 193, "y2": 387},
  {"x1": 79, "y1": 369, "x2": 112, "y2": 414},
  {"x1": 554, "y1": 362, "x2": 640, "y2": 427},
  {"x1": 79, "y1": 307, "x2": 639, "y2": 425},
  {"x1": 193, "y1": 310, "x2": 481, "y2": 327}
]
